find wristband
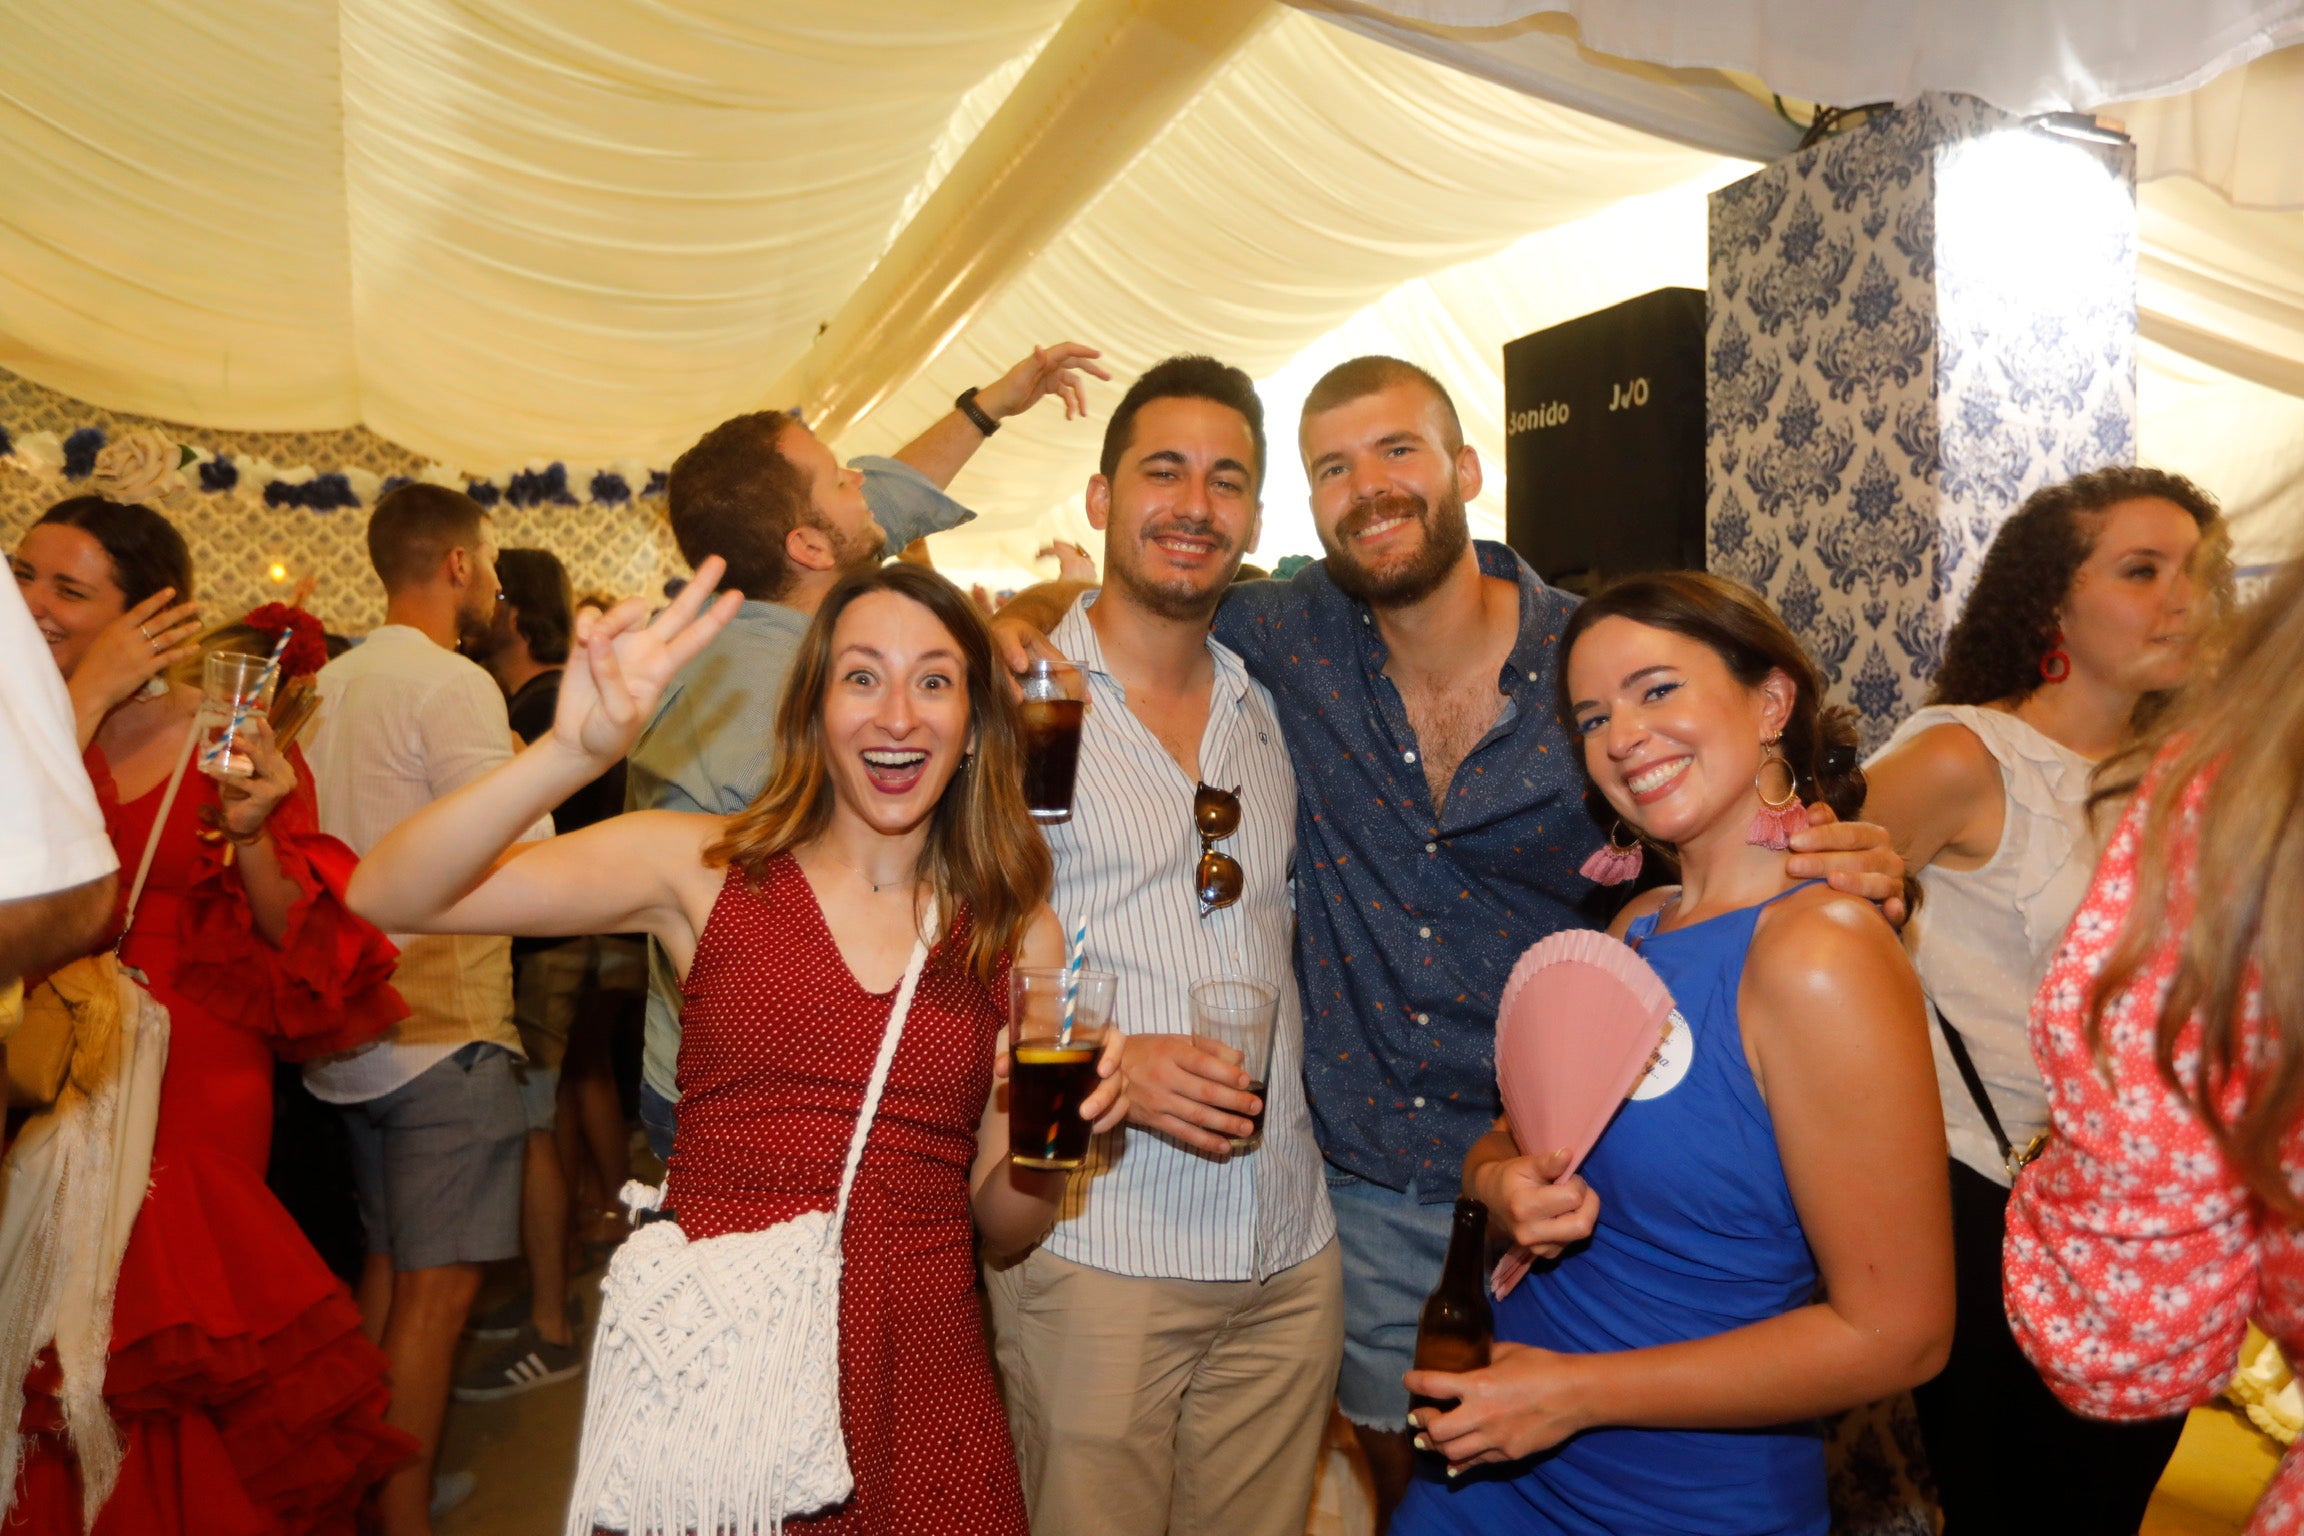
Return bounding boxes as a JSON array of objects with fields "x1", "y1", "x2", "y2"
[{"x1": 956, "y1": 387, "x2": 1000, "y2": 437}]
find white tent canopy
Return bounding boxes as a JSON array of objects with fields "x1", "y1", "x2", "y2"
[{"x1": 3, "y1": 0, "x2": 2300, "y2": 583}]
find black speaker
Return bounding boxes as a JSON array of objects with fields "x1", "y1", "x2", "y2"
[{"x1": 1503, "y1": 287, "x2": 1706, "y2": 595}]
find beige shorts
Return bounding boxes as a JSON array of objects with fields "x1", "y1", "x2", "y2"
[{"x1": 512, "y1": 934, "x2": 648, "y2": 1071}]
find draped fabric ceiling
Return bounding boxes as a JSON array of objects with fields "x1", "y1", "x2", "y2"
[{"x1": 4, "y1": 0, "x2": 2302, "y2": 585}]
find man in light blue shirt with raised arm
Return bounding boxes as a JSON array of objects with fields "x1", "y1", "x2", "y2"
[{"x1": 626, "y1": 343, "x2": 1109, "y2": 1159}]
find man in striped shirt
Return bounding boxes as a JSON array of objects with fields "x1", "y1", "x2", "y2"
[{"x1": 984, "y1": 357, "x2": 1339, "y2": 1536}]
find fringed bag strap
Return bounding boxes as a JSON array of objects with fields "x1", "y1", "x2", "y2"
[{"x1": 831, "y1": 903, "x2": 937, "y2": 1240}]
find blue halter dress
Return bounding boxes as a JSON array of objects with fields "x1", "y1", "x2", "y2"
[{"x1": 1393, "y1": 883, "x2": 1830, "y2": 1536}]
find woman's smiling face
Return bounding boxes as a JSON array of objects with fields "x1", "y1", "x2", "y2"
[
  {"x1": 819, "y1": 588, "x2": 974, "y2": 837},
  {"x1": 10, "y1": 522, "x2": 128, "y2": 678},
  {"x1": 1565, "y1": 615, "x2": 1792, "y2": 848}
]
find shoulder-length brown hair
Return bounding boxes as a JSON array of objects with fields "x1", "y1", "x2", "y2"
[
  {"x1": 702, "y1": 562, "x2": 1051, "y2": 985},
  {"x1": 2087, "y1": 557, "x2": 2304, "y2": 1215}
]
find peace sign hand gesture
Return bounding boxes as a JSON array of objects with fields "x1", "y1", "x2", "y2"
[{"x1": 551, "y1": 558, "x2": 742, "y2": 767}]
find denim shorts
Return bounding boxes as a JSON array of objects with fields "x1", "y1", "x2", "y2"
[
  {"x1": 1325, "y1": 1166, "x2": 1457, "y2": 1429},
  {"x1": 639, "y1": 1080, "x2": 677, "y2": 1168}
]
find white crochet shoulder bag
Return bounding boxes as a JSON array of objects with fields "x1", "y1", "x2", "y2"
[{"x1": 564, "y1": 912, "x2": 937, "y2": 1536}]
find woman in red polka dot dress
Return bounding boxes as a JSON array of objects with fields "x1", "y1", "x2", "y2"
[
  {"x1": 347, "y1": 559, "x2": 1127, "y2": 1534},
  {"x1": 2004, "y1": 560, "x2": 2304, "y2": 1536}
]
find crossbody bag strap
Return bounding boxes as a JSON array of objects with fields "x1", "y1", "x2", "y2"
[
  {"x1": 1932, "y1": 1001, "x2": 2046, "y2": 1177},
  {"x1": 831, "y1": 902, "x2": 939, "y2": 1240},
  {"x1": 114, "y1": 713, "x2": 203, "y2": 952}
]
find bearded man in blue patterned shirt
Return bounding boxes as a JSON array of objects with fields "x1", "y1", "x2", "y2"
[{"x1": 1000, "y1": 356, "x2": 1905, "y2": 1528}]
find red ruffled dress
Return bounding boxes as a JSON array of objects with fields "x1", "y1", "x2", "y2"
[{"x1": 10, "y1": 745, "x2": 418, "y2": 1535}]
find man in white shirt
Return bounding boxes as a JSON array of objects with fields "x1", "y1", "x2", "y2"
[
  {"x1": 0, "y1": 573, "x2": 118, "y2": 1014},
  {"x1": 984, "y1": 358, "x2": 1341, "y2": 1536},
  {"x1": 305, "y1": 484, "x2": 547, "y2": 1535}
]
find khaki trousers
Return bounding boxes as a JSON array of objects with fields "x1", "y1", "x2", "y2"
[{"x1": 985, "y1": 1240, "x2": 1343, "y2": 1536}]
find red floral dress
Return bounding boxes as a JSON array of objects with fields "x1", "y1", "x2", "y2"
[
  {"x1": 2004, "y1": 766, "x2": 2299, "y2": 1535},
  {"x1": 10, "y1": 745, "x2": 416, "y2": 1535},
  {"x1": 662, "y1": 854, "x2": 1028, "y2": 1536}
]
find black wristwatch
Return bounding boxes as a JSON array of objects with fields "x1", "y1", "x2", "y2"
[{"x1": 956, "y1": 386, "x2": 1000, "y2": 437}]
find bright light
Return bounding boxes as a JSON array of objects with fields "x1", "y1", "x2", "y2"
[
  {"x1": 266, "y1": 561, "x2": 289, "y2": 584},
  {"x1": 1934, "y1": 125, "x2": 2132, "y2": 317}
]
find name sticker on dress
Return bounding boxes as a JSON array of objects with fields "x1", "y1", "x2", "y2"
[{"x1": 1630, "y1": 1009, "x2": 1693, "y2": 1101}]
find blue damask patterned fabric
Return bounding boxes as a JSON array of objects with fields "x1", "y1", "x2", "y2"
[
  {"x1": 1705, "y1": 93, "x2": 2137, "y2": 751},
  {"x1": 1213, "y1": 541, "x2": 1602, "y2": 1202}
]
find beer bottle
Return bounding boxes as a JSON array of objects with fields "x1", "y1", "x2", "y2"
[{"x1": 1409, "y1": 1197, "x2": 1493, "y2": 1422}]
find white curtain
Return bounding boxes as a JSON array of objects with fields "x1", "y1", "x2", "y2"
[
  {"x1": 2112, "y1": 45, "x2": 2304, "y2": 208},
  {"x1": 1317, "y1": 1, "x2": 2304, "y2": 114},
  {"x1": 0, "y1": 0, "x2": 1069, "y2": 465}
]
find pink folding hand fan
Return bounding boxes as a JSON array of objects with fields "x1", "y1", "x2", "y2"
[{"x1": 1488, "y1": 929, "x2": 1677, "y2": 1297}]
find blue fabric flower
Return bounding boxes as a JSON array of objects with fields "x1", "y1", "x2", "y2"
[
  {"x1": 379, "y1": 475, "x2": 411, "y2": 497},
  {"x1": 589, "y1": 470, "x2": 632, "y2": 506},
  {"x1": 467, "y1": 480, "x2": 501, "y2": 508},
  {"x1": 0, "y1": 423, "x2": 13, "y2": 459},
  {"x1": 643, "y1": 470, "x2": 668, "y2": 499},
  {"x1": 63, "y1": 428, "x2": 105, "y2": 479},
  {"x1": 198, "y1": 456, "x2": 240, "y2": 493},
  {"x1": 263, "y1": 473, "x2": 360, "y2": 512},
  {"x1": 506, "y1": 463, "x2": 578, "y2": 508}
]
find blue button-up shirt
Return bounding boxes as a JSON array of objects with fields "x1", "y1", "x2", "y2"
[{"x1": 1213, "y1": 541, "x2": 1604, "y2": 1202}]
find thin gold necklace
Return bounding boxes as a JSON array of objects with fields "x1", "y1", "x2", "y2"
[{"x1": 817, "y1": 851, "x2": 917, "y2": 896}]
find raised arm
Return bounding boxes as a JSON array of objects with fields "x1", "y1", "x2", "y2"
[
  {"x1": 892, "y1": 344, "x2": 1109, "y2": 490},
  {"x1": 349, "y1": 562, "x2": 743, "y2": 963},
  {"x1": 1413, "y1": 892, "x2": 1951, "y2": 1468}
]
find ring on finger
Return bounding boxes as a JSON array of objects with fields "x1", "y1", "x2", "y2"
[{"x1": 139, "y1": 623, "x2": 154, "y2": 640}]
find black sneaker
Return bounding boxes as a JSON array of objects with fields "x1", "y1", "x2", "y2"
[{"x1": 452, "y1": 1323, "x2": 584, "y2": 1402}]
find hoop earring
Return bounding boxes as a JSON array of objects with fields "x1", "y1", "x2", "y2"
[
  {"x1": 1580, "y1": 820, "x2": 1645, "y2": 886},
  {"x1": 1747, "y1": 735, "x2": 1812, "y2": 851},
  {"x1": 2039, "y1": 629, "x2": 2071, "y2": 684}
]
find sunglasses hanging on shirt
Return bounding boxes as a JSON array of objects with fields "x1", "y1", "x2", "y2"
[{"x1": 1195, "y1": 782, "x2": 1243, "y2": 917}]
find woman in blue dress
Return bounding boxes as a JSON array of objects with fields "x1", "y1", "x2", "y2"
[{"x1": 1397, "y1": 572, "x2": 1952, "y2": 1536}]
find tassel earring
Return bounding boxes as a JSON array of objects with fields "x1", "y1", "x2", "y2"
[
  {"x1": 1747, "y1": 735, "x2": 1811, "y2": 850},
  {"x1": 1580, "y1": 820, "x2": 1645, "y2": 886}
]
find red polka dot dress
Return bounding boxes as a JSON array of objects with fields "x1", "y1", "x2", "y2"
[{"x1": 663, "y1": 853, "x2": 1028, "y2": 1536}]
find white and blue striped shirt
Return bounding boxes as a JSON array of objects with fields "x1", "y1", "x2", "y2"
[{"x1": 1039, "y1": 596, "x2": 1334, "y2": 1282}]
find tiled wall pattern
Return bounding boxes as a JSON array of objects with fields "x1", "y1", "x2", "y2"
[
  {"x1": 0, "y1": 368, "x2": 687, "y2": 635},
  {"x1": 1706, "y1": 94, "x2": 2138, "y2": 751}
]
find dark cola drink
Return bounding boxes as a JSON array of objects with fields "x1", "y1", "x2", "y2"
[
  {"x1": 1020, "y1": 698, "x2": 1085, "y2": 823},
  {"x1": 1010, "y1": 1037, "x2": 1101, "y2": 1168},
  {"x1": 1409, "y1": 1198, "x2": 1493, "y2": 1422},
  {"x1": 1018, "y1": 658, "x2": 1086, "y2": 823},
  {"x1": 1233, "y1": 1079, "x2": 1268, "y2": 1153}
]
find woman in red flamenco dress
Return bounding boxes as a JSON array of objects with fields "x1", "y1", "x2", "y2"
[{"x1": 9, "y1": 495, "x2": 416, "y2": 1534}]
